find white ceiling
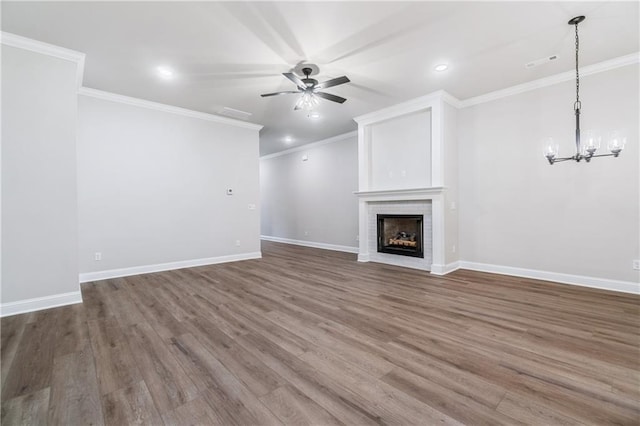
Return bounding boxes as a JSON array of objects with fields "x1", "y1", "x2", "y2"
[{"x1": 2, "y1": 1, "x2": 638, "y2": 155}]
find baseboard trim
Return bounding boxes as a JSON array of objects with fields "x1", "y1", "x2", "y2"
[
  {"x1": 0, "y1": 291, "x2": 83, "y2": 317},
  {"x1": 430, "y1": 261, "x2": 461, "y2": 275},
  {"x1": 79, "y1": 252, "x2": 262, "y2": 283},
  {"x1": 261, "y1": 235, "x2": 358, "y2": 254},
  {"x1": 458, "y1": 261, "x2": 640, "y2": 295}
]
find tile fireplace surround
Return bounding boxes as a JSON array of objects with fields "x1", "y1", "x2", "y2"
[{"x1": 355, "y1": 189, "x2": 442, "y2": 272}]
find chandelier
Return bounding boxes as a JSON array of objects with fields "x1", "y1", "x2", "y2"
[{"x1": 544, "y1": 16, "x2": 625, "y2": 164}]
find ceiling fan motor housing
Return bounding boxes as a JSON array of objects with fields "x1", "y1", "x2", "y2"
[
  {"x1": 303, "y1": 78, "x2": 318, "y2": 88},
  {"x1": 301, "y1": 67, "x2": 317, "y2": 88}
]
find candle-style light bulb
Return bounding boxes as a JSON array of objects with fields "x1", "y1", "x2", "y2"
[
  {"x1": 582, "y1": 130, "x2": 600, "y2": 157},
  {"x1": 607, "y1": 131, "x2": 626, "y2": 157},
  {"x1": 542, "y1": 137, "x2": 559, "y2": 164}
]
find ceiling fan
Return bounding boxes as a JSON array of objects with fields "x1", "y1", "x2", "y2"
[{"x1": 261, "y1": 64, "x2": 350, "y2": 110}]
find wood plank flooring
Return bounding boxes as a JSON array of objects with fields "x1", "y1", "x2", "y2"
[{"x1": 2, "y1": 241, "x2": 639, "y2": 425}]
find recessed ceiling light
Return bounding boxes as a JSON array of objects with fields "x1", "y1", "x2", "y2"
[
  {"x1": 284, "y1": 136, "x2": 293, "y2": 144},
  {"x1": 156, "y1": 66, "x2": 174, "y2": 80},
  {"x1": 308, "y1": 112, "x2": 321, "y2": 119},
  {"x1": 434, "y1": 64, "x2": 449, "y2": 72}
]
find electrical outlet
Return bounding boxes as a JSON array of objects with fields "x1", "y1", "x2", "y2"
[
  {"x1": 94, "y1": 252, "x2": 102, "y2": 261},
  {"x1": 356, "y1": 235, "x2": 359, "y2": 241},
  {"x1": 452, "y1": 245, "x2": 456, "y2": 253},
  {"x1": 304, "y1": 231, "x2": 309, "y2": 236},
  {"x1": 235, "y1": 240, "x2": 241, "y2": 247},
  {"x1": 633, "y1": 260, "x2": 640, "y2": 270}
]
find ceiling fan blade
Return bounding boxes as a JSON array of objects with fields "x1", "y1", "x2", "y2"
[
  {"x1": 314, "y1": 76, "x2": 350, "y2": 90},
  {"x1": 283, "y1": 72, "x2": 306, "y2": 90},
  {"x1": 315, "y1": 91, "x2": 347, "y2": 104},
  {"x1": 261, "y1": 91, "x2": 301, "y2": 97}
]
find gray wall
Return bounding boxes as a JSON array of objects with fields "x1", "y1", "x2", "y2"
[
  {"x1": 1, "y1": 46, "x2": 80, "y2": 303},
  {"x1": 77, "y1": 95, "x2": 261, "y2": 274},
  {"x1": 458, "y1": 64, "x2": 639, "y2": 283},
  {"x1": 260, "y1": 134, "x2": 358, "y2": 249}
]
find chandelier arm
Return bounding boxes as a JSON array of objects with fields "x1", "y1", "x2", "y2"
[
  {"x1": 550, "y1": 156, "x2": 576, "y2": 163},
  {"x1": 589, "y1": 153, "x2": 619, "y2": 158}
]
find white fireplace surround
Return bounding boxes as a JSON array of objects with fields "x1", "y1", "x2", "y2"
[
  {"x1": 354, "y1": 91, "x2": 459, "y2": 274},
  {"x1": 355, "y1": 188, "x2": 447, "y2": 273}
]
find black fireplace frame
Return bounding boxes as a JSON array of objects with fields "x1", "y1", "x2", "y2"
[{"x1": 377, "y1": 214, "x2": 424, "y2": 258}]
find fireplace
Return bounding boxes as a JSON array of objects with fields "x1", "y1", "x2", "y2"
[{"x1": 377, "y1": 214, "x2": 424, "y2": 258}]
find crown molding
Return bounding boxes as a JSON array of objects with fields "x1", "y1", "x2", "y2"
[
  {"x1": 1, "y1": 31, "x2": 85, "y2": 89},
  {"x1": 78, "y1": 87, "x2": 263, "y2": 131},
  {"x1": 0, "y1": 31, "x2": 84, "y2": 63},
  {"x1": 260, "y1": 130, "x2": 357, "y2": 160},
  {"x1": 354, "y1": 90, "x2": 461, "y2": 126},
  {"x1": 460, "y1": 52, "x2": 640, "y2": 108}
]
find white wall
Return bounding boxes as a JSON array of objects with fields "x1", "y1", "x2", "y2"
[
  {"x1": 443, "y1": 102, "x2": 459, "y2": 265},
  {"x1": 260, "y1": 134, "x2": 358, "y2": 250},
  {"x1": 1, "y1": 45, "x2": 80, "y2": 306},
  {"x1": 77, "y1": 95, "x2": 261, "y2": 277},
  {"x1": 459, "y1": 64, "x2": 639, "y2": 285},
  {"x1": 369, "y1": 110, "x2": 431, "y2": 190}
]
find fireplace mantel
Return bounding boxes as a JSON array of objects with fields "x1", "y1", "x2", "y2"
[{"x1": 354, "y1": 187, "x2": 444, "y2": 201}]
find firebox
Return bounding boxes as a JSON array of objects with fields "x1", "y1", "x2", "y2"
[{"x1": 377, "y1": 214, "x2": 424, "y2": 258}]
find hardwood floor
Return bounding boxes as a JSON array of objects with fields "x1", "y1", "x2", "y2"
[{"x1": 2, "y1": 241, "x2": 639, "y2": 425}]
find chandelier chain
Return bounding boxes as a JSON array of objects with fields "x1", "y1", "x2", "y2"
[{"x1": 574, "y1": 22, "x2": 580, "y2": 110}]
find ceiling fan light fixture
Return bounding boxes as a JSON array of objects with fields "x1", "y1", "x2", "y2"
[{"x1": 295, "y1": 91, "x2": 320, "y2": 111}]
